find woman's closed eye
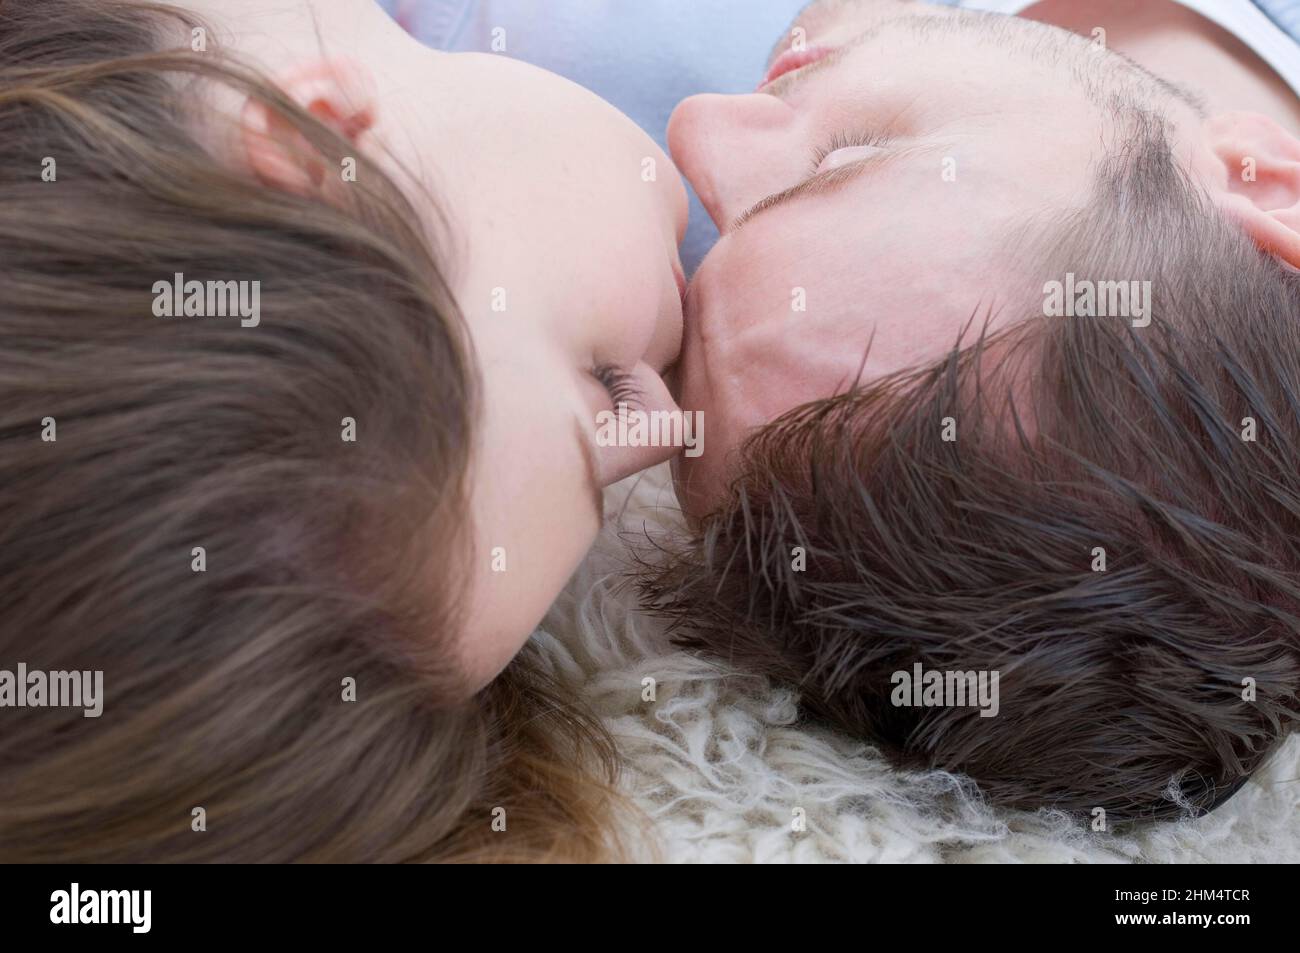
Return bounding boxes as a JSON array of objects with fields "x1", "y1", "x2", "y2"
[{"x1": 592, "y1": 363, "x2": 644, "y2": 411}]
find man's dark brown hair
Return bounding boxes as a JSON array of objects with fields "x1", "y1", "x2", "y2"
[{"x1": 645, "y1": 106, "x2": 1300, "y2": 822}]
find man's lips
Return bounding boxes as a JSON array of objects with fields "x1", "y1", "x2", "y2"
[{"x1": 758, "y1": 45, "x2": 836, "y2": 90}]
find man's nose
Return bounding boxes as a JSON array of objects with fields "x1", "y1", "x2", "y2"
[{"x1": 667, "y1": 93, "x2": 798, "y2": 232}]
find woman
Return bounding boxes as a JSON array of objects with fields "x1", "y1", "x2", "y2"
[{"x1": 0, "y1": 0, "x2": 687, "y2": 861}]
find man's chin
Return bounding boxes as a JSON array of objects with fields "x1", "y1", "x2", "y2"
[{"x1": 780, "y1": 0, "x2": 919, "y2": 55}]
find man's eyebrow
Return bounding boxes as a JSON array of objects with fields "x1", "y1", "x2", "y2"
[
  {"x1": 573, "y1": 416, "x2": 605, "y2": 526},
  {"x1": 729, "y1": 149, "x2": 905, "y2": 233}
]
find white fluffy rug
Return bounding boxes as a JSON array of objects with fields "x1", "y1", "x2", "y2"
[{"x1": 537, "y1": 463, "x2": 1300, "y2": 863}]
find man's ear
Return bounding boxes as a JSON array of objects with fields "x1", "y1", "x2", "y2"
[
  {"x1": 240, "y1": 57, "x2": 377, "y2": 196},
  {"x1": 1199, "y1": 112, "x2": 1300, "y2": 266}
]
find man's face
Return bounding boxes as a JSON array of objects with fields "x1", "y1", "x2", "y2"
[{"x1": 667, "y1": 0, "x2": 1202, "y2": 516}]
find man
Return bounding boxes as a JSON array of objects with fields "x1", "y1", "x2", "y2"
[{"x1": 647, "y1": 0, "x2": 1300, "y2": 821}]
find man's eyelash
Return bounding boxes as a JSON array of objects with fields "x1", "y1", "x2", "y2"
[
  {"x1": 593, "y1": 364, "x2": 644, "y2": 410},
  {"x1": 810, "y1": 129, "x2": 889, "y2": 174}
]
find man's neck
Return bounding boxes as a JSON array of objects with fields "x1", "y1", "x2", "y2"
[{"x1": 1021, "y1": 0, "x2": 1300, "y2": 131}]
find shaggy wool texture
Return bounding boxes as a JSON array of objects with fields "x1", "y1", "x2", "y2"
[{"x1": 535, "y1": 463, "x2": 1300, "y2": 863}]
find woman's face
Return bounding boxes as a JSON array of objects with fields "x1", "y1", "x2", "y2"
[
  {"x1": 182, "y1": 0, "x2": 689, "y2": 687},
  {"x1": 406, "y1": 51, "x2": 689, "y2": 687},
  {"x1": 400, "y1": 50, "x2": 691, "y2": 686}
]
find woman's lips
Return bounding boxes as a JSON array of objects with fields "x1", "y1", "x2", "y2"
[{"x1": 758, "y1": 45, "x2": 836, "y2": 90}]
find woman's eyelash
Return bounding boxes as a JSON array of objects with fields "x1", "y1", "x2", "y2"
[
  {"x1": 810, "y1": 129, "x2": 889, "y2": 174},
  {"x1": 593, "y1": 363, "x2": 644, "y2": 410}
]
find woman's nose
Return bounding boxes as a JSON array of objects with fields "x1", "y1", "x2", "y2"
[{"x1": 667, "y1": 92, "x2": 798, "y2": 232}]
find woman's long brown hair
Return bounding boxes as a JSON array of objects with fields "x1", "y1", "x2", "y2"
[{"x1": 0, "y1": 0, "x2": 626, "y2": 862}]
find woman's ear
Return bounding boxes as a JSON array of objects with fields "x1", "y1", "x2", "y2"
[
  {"x1": 1198, "y1": 112, "x2": 1300, "y2": 266},
  {"x1": 240, "y1": 57, "x2": 377, "y2": 196}
]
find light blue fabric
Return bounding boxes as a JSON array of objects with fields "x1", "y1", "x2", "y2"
[
  {"x1": 1256, "y1": 0, "x2": 1300, "y2": 41},
  {"x1": 378, "y1": 0, "x2": 808, "y2": 273}
]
